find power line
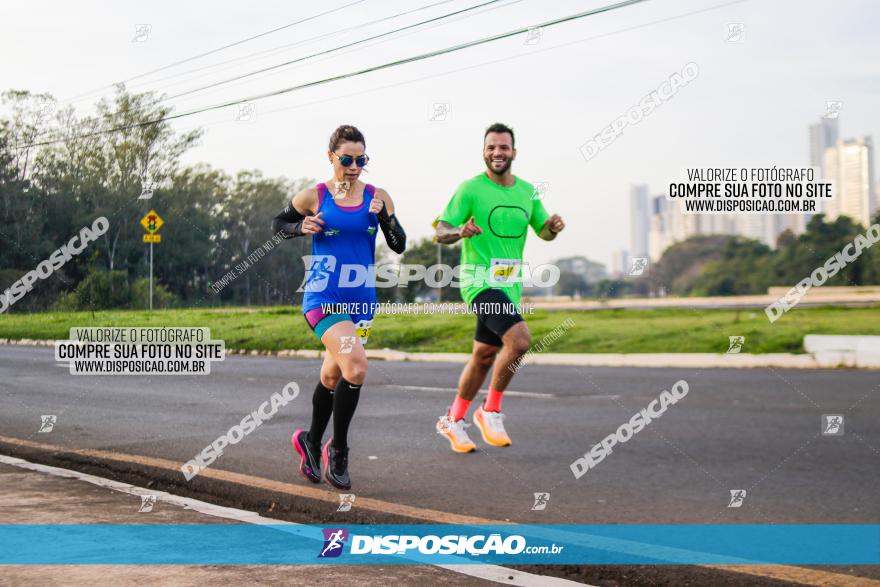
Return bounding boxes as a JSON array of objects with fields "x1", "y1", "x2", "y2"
[
  {"x1": 16, "y1": 0, "x2": 650, "y2": 150},
  {"x1": 163, "y1": 0, "x2": 506, "y2": 101},
  {"x1": 158, "y1": 0, "x2": 744, "y2": 145},
  {"x1": 154, "y1": 0, "x2": 523, "y2": 110},
  {"x1": 62, "y1": 0, "x2": 368, "y2": 104},
  {"x1": 74, "y1": 0, "x2": 460, "y2": 106}
]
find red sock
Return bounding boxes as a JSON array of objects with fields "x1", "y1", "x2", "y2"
[
  {"x1": 484, "y1": 388, "x2": 503, "y2": 412},
  {"x1": 450, "y1": 395, "x2": 471, "y2": 421}
]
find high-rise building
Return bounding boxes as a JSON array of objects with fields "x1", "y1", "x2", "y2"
[
  {"x1": 810, "y1": 117, "x2": 839, "y2": 174},
  {"x1": 823, "y1": 137, "x2": 876, "y2": 227},
  {"x1": 629, "y1": 184, "x2": 650, "y2": 258},
  {"x1": 783, "y1": 116, "x2": 842, "y2": 234},
  {"x1": 648, "y1": 194, "x2": 673, "y2": 261},
  {"x1": 610, "y1": 249, "x2": 630, "y2": 277}
]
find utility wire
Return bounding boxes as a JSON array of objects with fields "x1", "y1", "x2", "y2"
[
  {"x1": 62, "y1": 0, "x2": 369, "y2": 104},
  {"x1": 163, "y1": 0, "x2": 505, "y2": 101},
  {"x1": 16, "y1": 0, "x2": 650, "y2": 150},
  {"x1": 78, "y1": 0, "x2": 460, "y2": 105}
]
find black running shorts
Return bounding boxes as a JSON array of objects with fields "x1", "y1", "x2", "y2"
[{"x1": 471, "y1": 288, "x2": 524, "y2": 347}]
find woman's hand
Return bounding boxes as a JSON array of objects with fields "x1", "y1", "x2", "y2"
[{"x1": 368, "y1": 197, "x2": 384, "y2": 215}]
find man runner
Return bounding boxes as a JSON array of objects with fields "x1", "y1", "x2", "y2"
[{"x1": 433, "y1": 122, "x2": 565, "y2": 452}]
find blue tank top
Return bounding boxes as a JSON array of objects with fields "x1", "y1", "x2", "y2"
[{"x1": 301, "y1": 183, "x2": 379, "y2": 313}]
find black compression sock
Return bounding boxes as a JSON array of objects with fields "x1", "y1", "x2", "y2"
[
  {"x1": 307, "y1": 381, "x2": 334, "y2": 447},
  {"x1": 331, "y1": 377, "x2": 362, "y2": 450}
]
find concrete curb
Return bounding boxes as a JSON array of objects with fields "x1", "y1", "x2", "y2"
[
  {"x1": 804, "y1": 335, "x2": 880, "y2": 369},
  {"x1": 3, "y1": 337, "x2": 877, "y2": 369}
]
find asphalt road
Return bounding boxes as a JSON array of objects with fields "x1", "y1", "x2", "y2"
[{"x1": 1, "y1": 344, "x2": 877, "y2": 527}]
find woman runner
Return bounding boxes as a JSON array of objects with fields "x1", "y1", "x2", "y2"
[{"x1": 273, "y1": 125, "x2": 406, "y2": 489}]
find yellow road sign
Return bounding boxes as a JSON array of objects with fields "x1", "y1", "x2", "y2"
[
  {"x1": 140, "y1": 210, "x2": 164, "y2": 234},
  {"x1": 143, "y1": 234, "x2": 161, "y2": 243}
]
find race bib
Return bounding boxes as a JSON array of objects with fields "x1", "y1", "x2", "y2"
[
  {"x1": 354, "y1": 319, "x2": 373, "y2": 345},
  {"x1": 489, "y1": 258, "x2": 521, "y2": 284}
]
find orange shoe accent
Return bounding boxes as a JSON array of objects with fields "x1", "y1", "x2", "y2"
[
  {"x1": 474, "y1": 407, "x2": 511, "y2": 447},
  {"x1": 436, "y1": 416, "x2": 476, "y2": 453}
]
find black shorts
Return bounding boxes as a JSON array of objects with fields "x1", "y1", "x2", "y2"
[{"x1": 471, "y1": 288, "x2": 523, "y2": 347}]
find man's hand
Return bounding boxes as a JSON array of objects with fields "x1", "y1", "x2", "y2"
[
  {"x1": 301, "y1": 211, "x2": 326, "y2": 234},
  {"x1": 459, "y1": 216, "x2": 483, "y2": 238},
  {"x1": 539, "y1": 214, "x2": 564, "y2": 240},
  {"x1": 546, "y1": 214, "x2": 565, "y2": 234}
]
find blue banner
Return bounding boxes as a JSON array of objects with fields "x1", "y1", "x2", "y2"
[{"x1": 2, "y1": 524, "x2": 878, "y2": 565}]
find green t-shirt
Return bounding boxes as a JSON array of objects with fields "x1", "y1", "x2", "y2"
[{"x1": 436, "y1": 173, "x2": 550, "y2": 305}]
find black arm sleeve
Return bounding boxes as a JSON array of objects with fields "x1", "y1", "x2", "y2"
[
  {"x1": 272, "y1": 200, "x2": 307, "y2": 239},
  {"x1": 377, "y1": 206, "x2": 406, "y2": 254}
]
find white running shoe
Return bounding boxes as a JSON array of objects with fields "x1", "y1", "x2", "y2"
[
  {"x1": 473, "y1": 406, "x2": 511, "y2": 447},
  {"x1": 436, "y1": 413, "x2": 476, "y2": 453}
]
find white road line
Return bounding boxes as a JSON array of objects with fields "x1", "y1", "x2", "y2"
[
  {"x1": 384, "y1": 384, "x2": 556, "y2": 399},
  {"x1": 384, "y1": 385, "x2": 620, "y2": 401},
  {"x1": 0, "y1": 454, "x2": 589, "y2": 587}
]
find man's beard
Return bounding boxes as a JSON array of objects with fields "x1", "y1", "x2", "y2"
[{"x1": 484, "y1": 156, "x2": 511, "y2": 175}]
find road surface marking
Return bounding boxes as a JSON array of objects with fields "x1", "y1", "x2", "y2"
[
  {"x1": 384, "y1": 385, "x2": 556, "y2": 398},
  {"x1": 0, "y1": 434, "x2": 874, "y2": 586},
  {"x1": 0, "y1": 453, "x2": 586, "y2": 586}
]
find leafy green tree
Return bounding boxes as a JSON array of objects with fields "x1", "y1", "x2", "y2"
[
  {"x1": 394, "y1": 237, "x2": 460, "y2": 302},
  {"x1": 691, "y1": 238, "x2": 772, "y2": 295},
  {"x1": 650, "y1": 235, "x2": 734, "y2": 295}
]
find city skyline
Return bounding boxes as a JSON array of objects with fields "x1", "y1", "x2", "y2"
[
  {"x1": 2, "y1": 0, "x2": 878, "y2": 269},
  {"x1": 617, "y1": 114, "x2": 877, "y2": 274}
]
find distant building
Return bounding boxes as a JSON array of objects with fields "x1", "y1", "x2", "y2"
[
  {"x1": 609, "y1": 249, "x2": 630, "y2": 278},
  {"x1": 775, "y1": 116, "x2": 842, "y2": 236},
  {"x1": 629, "y1": 184, "x2": 650, "y2": 258},
  {"x1": 554, "y1": 256, "x2": 607, "y2": 283},
  {"x1": 810, "y1": 117, "x2": 839, "y2": 175},
  {"x1": 823, "y1": 137, "x2": 876, "y2": 227}
]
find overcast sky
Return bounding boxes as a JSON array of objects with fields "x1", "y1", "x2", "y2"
[{"x1": 2, "y1": 0, "x2": 878, "y2": 266}]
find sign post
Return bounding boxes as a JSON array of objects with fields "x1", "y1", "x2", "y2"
[{"x1": 139, "y1": 210, "x2": 164, "y2": 310}]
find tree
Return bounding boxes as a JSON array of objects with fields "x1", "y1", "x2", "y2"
[
  {"x1": 396, "y1": 237, "x2": 460, "y2": 302},
  {"x1": 650, "y1": 235, "x2": 734, "y2": 295}
]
